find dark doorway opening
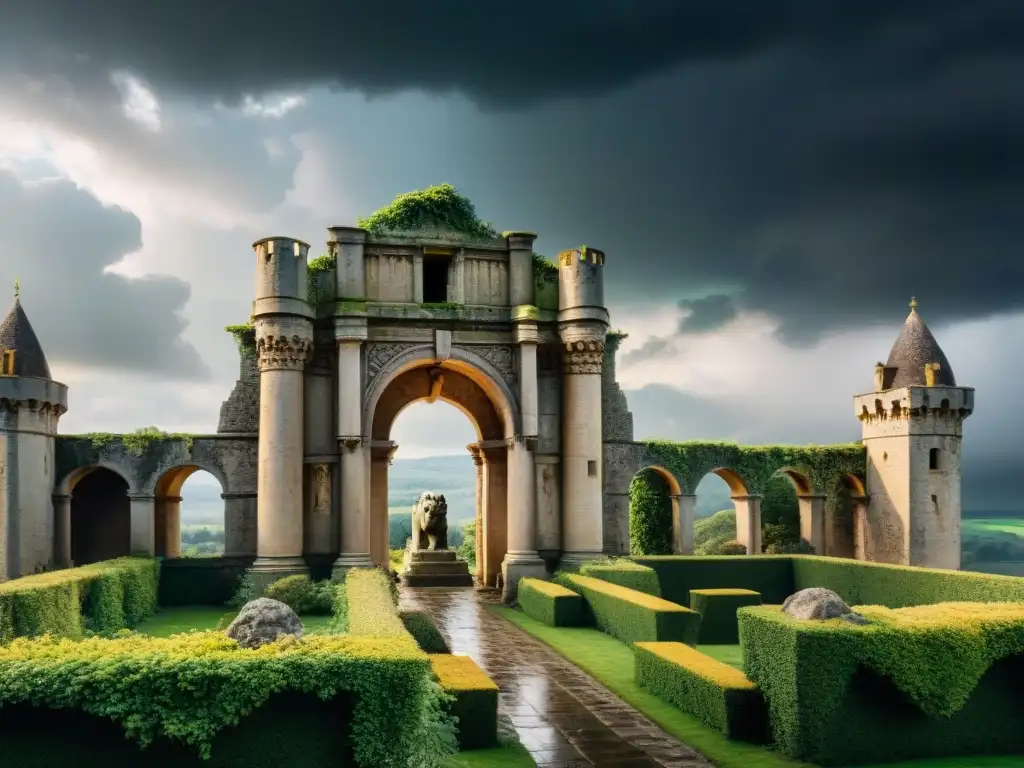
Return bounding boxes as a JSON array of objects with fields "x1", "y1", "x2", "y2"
[
  {"x1": 423, "y1": 256, "x2": 450, "y2": 303},
  {"x1": 71, "y1": 468, "x2": 131, "y2": 566}
]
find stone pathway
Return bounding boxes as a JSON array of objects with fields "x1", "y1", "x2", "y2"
[{"x1": 399, "y1": 588, "x2": 712, "y2": 768}]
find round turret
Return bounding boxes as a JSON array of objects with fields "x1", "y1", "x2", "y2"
[
  {"x1": 557, "y1": 246, "x2": 609, "y2": 327},
  {"x1": 252, "y1": 236, "x2": 313, "y2": 320}
]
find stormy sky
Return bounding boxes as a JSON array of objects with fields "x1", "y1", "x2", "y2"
[{"x1": 0, "y1": 2, "x2": 1020, "y2": 509}]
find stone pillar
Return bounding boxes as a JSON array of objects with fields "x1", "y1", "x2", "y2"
[
  {"x1": 535, "y1": 454, "x2": 561, "y2": 556},
  {"x1": 128, "y1": 493, "x2": 156, "y2": 556},
  {"x1": 304, "y1": 461, "x2": 336, "y2": 557},
  {"x1": 506, "y1": 232, "x2": 536, "y2": 308},
  {"x1": 798, "y1": 494, "x2": 826, "y2": 553},
  {"x1": 327, "y1": 226, "x2": 367, "y2": 300},
  {"x1": 503, "y1": 437, "x2": 547, "y2": 600},
  {"x1": 162, "y1": 496, "x2": 182, "y2": 559},
  {"x1": 370, "y1": 441, "x2": 397, "y2": 568},
  {"x1": 732, "y1": 495, "x2": 762, "y2": 554},
  {"x1": 558, "y1": 333, "x2": 607, "y2": 567},
  {"x1": 467, "y1": 443, "x2": 485, "y2": 582},
  {"x1": 412, "y1": 253, "x2": 424, "y2": 303},
  {"x1": 673, "y1": 494, "x2": 697, "y2": 555},
  {"x1": 333, "y1": 324, "x2": 372, "y2": 576},
  {"x1": 480, "y1": 440, "x2": 508, "y2": 589},
  {"x1": 223, "y1": 492, "x2": 257, "y2": 557},
  {"x1": 252, "y1": 317, "x2": 313, "y2": 581},
  {"x1": 852, "y1": 495, "x2": 870, "y2": 560},
  {"x1": 53, "y1": 493, "x2": 72, "y2": 568}
]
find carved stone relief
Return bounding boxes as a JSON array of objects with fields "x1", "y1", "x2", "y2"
[
  {"x1": 462, "y1": 344, "x2": 516, "y2": 392},
  {"x1": 563, "y1": 340, "x2": 605, "y2": 375},
  {"x1": 313, "y1": 463, "x2": 331, "y2": 516},
  {"x1": 366, "y1": 342, "x2": 422, "y2": 382}
]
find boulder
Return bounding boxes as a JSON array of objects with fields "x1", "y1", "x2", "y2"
[
  {"x1": 226, "y1": 597, "x2": 304, "y2": 649},
  {"x1": 782, "y1": 587, "x2": 869, "y2": 625}
]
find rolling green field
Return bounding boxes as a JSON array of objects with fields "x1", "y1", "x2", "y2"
[{"x1": 963, "y1": 518, "x2": 1024, "y2": 536}]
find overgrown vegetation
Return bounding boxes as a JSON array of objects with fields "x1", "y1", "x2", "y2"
[
  {"x1": 532, "y1": 252, "x2": 558, "y2": 285},
  {"x1": 629, "y1": 468, "x2": 673, "y2": 556},
  {"x1": 306, "y1": 253, "x2": 336, "y2": 306},
  {"x1": 65, "y1": 426, "x2": 195, "y2": 456},
  {"x1": 262, "y1": 575, "x2": 336, "y2": 615},
  {"x1": 357, "y1": 184, "x2": 497, "y2": 238}
]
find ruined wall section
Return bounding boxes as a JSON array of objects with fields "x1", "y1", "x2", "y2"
[{"x1": 217, "y1": 326, "x2": 259, "y2": 434}]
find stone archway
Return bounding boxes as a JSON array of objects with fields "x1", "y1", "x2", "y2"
[
  {"x1": 361, "y1": 350, "x2": 544, "y2": 591},
  {"x1": 58, "y1": 465, "x2": 133, "y2": 567},
  {"x1": 152, "y1": 465, "x2": 229, "y2": 559}
]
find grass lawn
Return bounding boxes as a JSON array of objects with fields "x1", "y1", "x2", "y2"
[
  {"x1": 699, "y1": 644, "x2": 744, "y2": 670},
  {"x1": 442, "y1": 741, "x2": 535, "y2": 767},
  {"x1": 135, "y1": 606, "x2": 335, "y2": 637},
  {"x1": 962, "y1": 518, "x2": 1024, "y2": 537},
  {"x1": 492, "y1": 606, "x2": 1024, "y2": 768}
]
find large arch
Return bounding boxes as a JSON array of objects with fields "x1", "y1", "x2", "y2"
[
  {"x1": 64, "y1": 466, "x2": 132, "y2": 566},
  {"x1": 152, "y1": 464, "x2": 229, "y2": 559},
  {"x1": 627, "y1": 465, "x2": 682, "y2": 555},
  {"x1": 365, "y1": 350, "x2": 520, "y2": 588}
]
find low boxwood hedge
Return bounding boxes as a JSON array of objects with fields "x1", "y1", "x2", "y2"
[
  {"x1": 632, "y1": 555, "x2": 795, "y2": 606},
  {"x1": 0, "y1": 557, "x2": 158, "y2": 642},
  {"x1": 579, "y1": 560, "x2": 661, "y2": 596},
  {"x1": 0, "y1": 630, "x2": 450, "y2": 766},
  {"x1": 430, "y1": 654, "x2": 499, "y2": 750},
  {"x1": 635, "y1": 641, "x2": 768, "y2": 743},
  {"x1": 689, "y1": 588, "x2": 762, "y2": 645},
  {"x1": 517, "y1": 577, "x2": 584, "y2": 626},
  {"x1": 401, "y1": 609, "x2": 451, "y2": 653},
  {"x1": 557, "y1": 573, "x2": 701, "y2": 645},
  {"x1": 346, "y1": 568, "x2": 414, "y2": 642},
  {"x1": 740, "y1": 601, "x2": 1024, "y2": 765}
]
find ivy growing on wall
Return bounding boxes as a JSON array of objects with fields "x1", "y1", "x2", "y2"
[
  {"x1": 629, "y1": 469, "x2": 673, "y2": 556},
  {"x1": 532, "y1": 252, "x2": 559, "y2": 285},
  {"x1": 225, "y1": 322, "x2": 256, "y2": 361},
  {"x1": 66, "y1": 427, "x2": 196, "y2": 457},
  {"x1": 356, "y1": 183, "x2": 498, "y2": 238},
  {"x1": 307, "y1": 253, "x2": 336, "y2": 307}
]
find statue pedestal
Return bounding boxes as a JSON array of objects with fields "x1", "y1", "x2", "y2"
[{"x1": 401, "y1": 549, "x2": 474, "y2": 587}]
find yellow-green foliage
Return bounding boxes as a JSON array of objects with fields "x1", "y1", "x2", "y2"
[
  {"x1": 345, "y1": 568, "x2": 414, "y2": 641},
  {"x1": 558, "y1": 573, "x2": 701, "y2": 645},
  {"x1": 634, "y1": 642, "x2": 768, "y2": 742},
  {"x1": 580, "y1": 560, "x2": 661, "y2": 596},
  {"x1": 689, "y1": 589, "x2": 762, "y2": 645},
  {"x1": 430, "y1": 654, "x2": 499, "y2": 751},
  {"x1": 792, "y1": 554, "x2": 1024, "y2": 606},
  {"x1": 0, "y1": 557, "x2": 158, "y2": 642},
  {"x1": 740, "y1": 602, "x2": 1024, "y2": 764},
  {"x1": 0, "y1": 631, "x2": 440, "y2": 765},
  {"x1": 517, "y1": 577, "x2": 584, "y2": 627},
  {"x1": 262, "y1": 575, "x2": 336, "y2": 615}
]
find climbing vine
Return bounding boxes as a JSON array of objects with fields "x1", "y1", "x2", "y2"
[
  {"x1": 66, "y1": 427, "x2": 196, "y2": 457},
  {"x1": 307, "y1": 253, "x2": 336, "y2": 307},
  {"x1": 629, "y1": 469, "x2": 673, "y2": 556},
  {"x1": 532, "y1": 252, "x2": 558, "y2": 285},
  {"x1": 225, "y1": 322, "x2": 256, "y2": 361},
  {"x1": 356, "y1": 183, "x2": 498, "y2": 238}
]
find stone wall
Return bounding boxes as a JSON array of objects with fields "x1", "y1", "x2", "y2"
[{"x1": 218, "y1": 328, "x2": 259, "y2": 434}]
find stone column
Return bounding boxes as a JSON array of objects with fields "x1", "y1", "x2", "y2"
[
  {"x1": 673, "y1": 494, "x2": 697, "y2": 555},
  {"x1": 128, "y1": 493, "x2": 156, "y2": 556},
  {"x1": 503, "y1": 437, "x2": 547, "y2": 599},
  {"x1": 53, "y1": 493, "x2": 72, "y2": 568},
  {"x1": 252, "y1": 317, "x2": 313, "y2": 580},
  {"x1": 480, "y1": 440, "x2": 507, "y2": 589},
  {"x1": 534, "y1": 454, "x2": 561, "y2": 556},
  {"x1": 798, "y1": 494, "x2": 827, "y2": 553},
  {"x1": 852, "y1": 495, "x2": 870, "y2": 561},
  {"x1": 506, "y1": 232, "x2": 536, "y2": 308},
  {"x1": 467, "y1": 443, "x2": 486, "y2": 583},
  {"x1": 732, "y1": 495, "x2": 762, "y2": 555},
  {"x1": 162, "y1": 496, "x2": 182, "y2": 559},
  {"x1": 304, "y1": 461, "x2": 336, "y2": 558},
  {"x1": 222, "y1": 492, "x2": 257, "y2": 557},
  {"x1": 333, "y1": 325, "x2": 372, "y2": 576},
  {"x1": 370, "y1": 441, "x2": 397, "y2": 568},
  {"x1": 559, "y1": 332, "x2": 607, "y2": 567}
]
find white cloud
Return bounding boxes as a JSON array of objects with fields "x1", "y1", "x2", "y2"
[
  {"x1": 110, "y1": 71, "x2": 162, "y2": 132},
  {"x1": 240, "y1": 93, "x2": 307, "y2": 119}
]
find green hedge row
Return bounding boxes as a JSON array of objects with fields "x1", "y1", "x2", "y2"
[
  {"x1": 518, "y1": 577, "x2": 584, "y2": 626},
  {"x1": 401, "y1": 609, "x2": 451, "y2": 653},
  {"x1": 0, "y1": 557, "x2": 158, "y2": 642},
  {"x1": 631, "y1": 555, "x2": 795, "y2": 607},
  {"x1": 689, "y1": 589, "x2": 762, "y2": 645},
  {"x1": 158, "y1": 556, "x2": 252, "y2": 606},
  {"x1": 557, "y1": 573, "x2": 701, "y2": 645},
  {"x1": 430, "y1": 654, "x2": 499, "y2": 751},
  {"x1": 580, "y1": 560, "x2": 661, "y2": 596},
  {"x1": 635, "y1": 641, "x2": 768, "y2": 743},
  {"x1": 740, "y1": 602, "x2": 1024, "y2": 765}
]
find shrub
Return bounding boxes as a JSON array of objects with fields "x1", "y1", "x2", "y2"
[
  {"x1": 401, "y1": 609, "x2": 451, "y2": 653},
  {"x1": 226, "y1": 569, "x2": 259, "y2": 609},
  {"x1": 765, "y1": 539, "x2": 815, "y2": 555},
  {"x1": 632, "y1": 555, "x2": 796, "y2": 607},
  {"x1": 740, "y1": 602, "x2": 1024, "y2": 765},
  {"x1": 557, "y1": 573, "x2": 701, "y2": 645},
  {"x1": 635, "y1": 642, "x2": 768, "y2": 743},
  {"x1": 716, "y1": 540, "x2": 748, "y2": 556},
  {"x1": 0, "y1": 631, "x2": 455, "y2": 766},
  {"x1": 579, "y1": 560, "x2": 661, "y2": 596},
  {"x1": 0, "y1": 557, "x2": 158, "y2": 642},
  {"x1": 629, "y1": 468, "x2": 673, "y2": 555},
  {"x1": 161, "y1": 557, "x2": 251, "y2": 606},
  {"x1": 430, "y1": 654, "x2": 499, "y2": 751},
  {"x1": 517, "y1": 578, "x2": 584, "y2": 627},
  {"x1": 689, "y1": 589, "x2": 762, "y2": 645},
  {"x1": 346, "y1": 568, "x2": 414, "y2": 641},
  {"x1": 263, "y1": 575, "x2": 335, "y2": 615},
  {"x1": 325, "y1": 582, "x2": 348, "y2": 634}
]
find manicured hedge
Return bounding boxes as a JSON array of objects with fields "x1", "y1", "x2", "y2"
[
  {"x1": 792, "y1": 555, "x2": 1024, "y2": 607},
  {"x1": 580, "y1": 560, "x2": 661, "y2": 596},
  {"x1": 346, "y1": 568, "x2": 414, "y2": 642},
  {"x1": 635, "y1": 642, "x2": 768, "y2": 743},
  {"x1": 558, "y1": 573, "x2": 701, "y2": 645},
  {"x1": 517, "y1": 577, "x2": 584, "y2": 627},
  {"x1": 689, "y1": 589, "x2": 762, "y2": 645},
  {"x1": 0, "y1": 557, "x2": 159, "y2": 642},
  {"x1": 264, "y1": 575, "x2": 336, "y2": 615},
  {"x1": 0, "y1": 631, "x2": 450, "y2": 767},
  {"x1": 740, "y1": 602, "x2": 1024, "y2": 765},
  {"x1": 631, "y1": 555, "x2": 795, "y2": 606},
  {"x1": 401, "y1": 609, "x2": 451, "y2": 653},
  {"x1": 430, "y1": 654, "x2": 499, "y2": 750},
  {"x1": 158, "y1": 556, "x2": 252, "y2": 606}
]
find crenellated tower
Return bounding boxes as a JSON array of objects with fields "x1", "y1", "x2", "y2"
[
  {"x1": 557, "y1": 246, "x2": 610, "y2": 567},
  {"x1": 0, "y1": 287, "x2": 68, "y2": 580},
  {"x1": 250, "y1": 236, "x2": 314, "y2": 585},
  {"x1": 853, "y1": 298, "x2": 974, "y2": 569}
]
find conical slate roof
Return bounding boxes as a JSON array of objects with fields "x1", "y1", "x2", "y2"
[
  {"x1": 884, "y1": 299, "x2": 955, "y2": 388},
  {"x1": 0, "y1": 293, "x2": 52, "y2": 379}
]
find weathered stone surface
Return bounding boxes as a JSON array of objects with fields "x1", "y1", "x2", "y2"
[
  {"x1": 782, "y1": 587, "x2": 868, "y2": 624},
  {"x1": 226, "y1": 597, "x2": 303, "y2": 648},
  {"x1": 412, "y1": 491, "x2": 449, "y2": 551}
]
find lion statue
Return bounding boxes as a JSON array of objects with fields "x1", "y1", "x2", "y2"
[{"x1": 411, "y1": 491, "x2": 449, "y2": 551}]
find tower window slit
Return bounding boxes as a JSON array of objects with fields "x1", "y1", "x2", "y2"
[{"x1": 929, "y1": 448, "x2": 940, "y2": 470}]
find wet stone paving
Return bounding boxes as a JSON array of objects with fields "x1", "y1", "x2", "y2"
[{"x1": 399, "y1": 587, "x2": 713, "y2": 768}]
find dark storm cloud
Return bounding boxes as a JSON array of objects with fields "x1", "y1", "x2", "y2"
[
  {"x1": 678, "y1": 295, "x2": 738, "y2": 334},
  {"x1": 0, "y1": 170, "x2": 208, "y2": 379}
]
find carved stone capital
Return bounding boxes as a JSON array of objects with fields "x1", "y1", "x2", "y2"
[
  {"x1": 466, "y1": 442, "x2": 485, "y2": 466},
  {"x1": 338, "y1": 436, "x2": 363, "y2": 452},
  {"x1": 255, "y1": 318, "x2": 314, "y2": 372},
  {"x1": 562, "y1": 339, "x2": 605, "y2": 375}
]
